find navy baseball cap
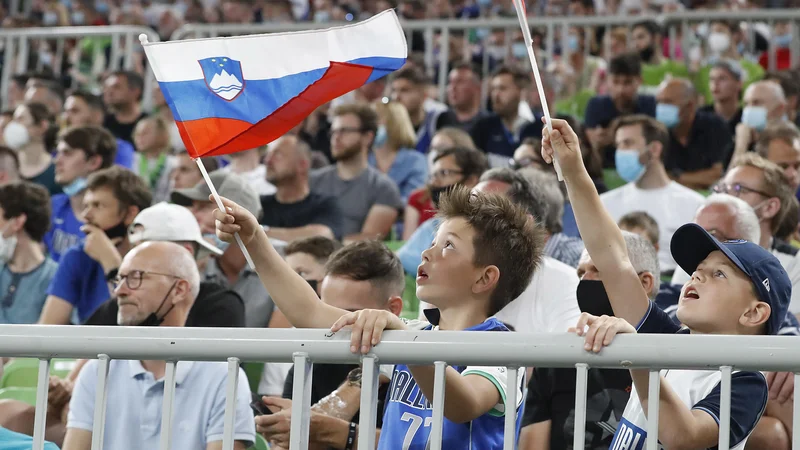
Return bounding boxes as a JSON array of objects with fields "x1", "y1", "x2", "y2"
[{"x1": 671, "y1": 223, "x2": 791, "y2": 335}]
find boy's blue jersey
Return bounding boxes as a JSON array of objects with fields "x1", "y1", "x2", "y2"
[{"x1": 377, "y1": 311, "x2": 525, "y2": 450}]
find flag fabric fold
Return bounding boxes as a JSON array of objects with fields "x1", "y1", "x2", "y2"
[{"x1": 141, "y1": 10, "x2": 407, "y2": 158}]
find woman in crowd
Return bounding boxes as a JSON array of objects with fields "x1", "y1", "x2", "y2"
[
  {"x1": 3, "y1": 103, "x2": 59, "y2": 196},
  {"x1": 403, "y1": 127, "x2": 476, "y2": 239},
  {"x1": 368, "y1": 99, "x2": 428, "y2": 203}
]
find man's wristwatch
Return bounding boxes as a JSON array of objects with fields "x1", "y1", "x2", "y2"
[{"x1": 347, "y1": 368, "x2": 362, "y2": 388}]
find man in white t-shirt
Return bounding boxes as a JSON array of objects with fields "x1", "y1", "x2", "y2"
[
  {"x1": 600, "y1": 114, "x2": 705, "y2": 273},
  {"x1": 417, "y1": 168, "x2": 581, "y2": 333}
]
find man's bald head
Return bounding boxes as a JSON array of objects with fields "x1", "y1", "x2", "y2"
[
  {"x1": 656, "y1": 78, "x2": 698, "y2": 128},
  {"x1": 124, "y1": 241, "x2": 201, "y2": 300},
  {"x1": 659, "y1": 78, "x2": 696, "y2": 102},
  {"x1": 744, "y1": 80, "x2": 787, "y2": 122},
  {"x1": 265, "y1": 134, "x2": 312, "y2": 185}
]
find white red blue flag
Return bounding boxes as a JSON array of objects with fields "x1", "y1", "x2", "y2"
[{"x1": 141, "y1": 10, "x2": 407, "y2": 158}]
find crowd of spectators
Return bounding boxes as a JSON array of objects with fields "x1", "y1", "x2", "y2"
[{"x1": 0, "y1": 0, "x2": 797, "y2": 449}]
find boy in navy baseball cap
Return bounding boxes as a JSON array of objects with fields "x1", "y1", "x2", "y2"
[{"x1": 542, "y1": 117, "x2": 779, "y2": 450}]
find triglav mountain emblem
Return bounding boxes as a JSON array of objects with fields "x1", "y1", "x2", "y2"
[{"x1": 198, "y1": 57, "x2": 245, "y2": 101}]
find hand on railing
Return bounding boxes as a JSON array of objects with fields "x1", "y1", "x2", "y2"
[
  {"x1": 568, "y1": 312, "x2": 636, "y2": 353},
  {"x1": 330, "y1": 309, "x2": 409, "y2": 354}
]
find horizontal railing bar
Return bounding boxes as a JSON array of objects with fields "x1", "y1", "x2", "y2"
[
  {"x1": 169, "y1": 10, "x2": 800, "y2": 40},
  {"x1": 0, "y1": 326, "x2": 797, "y2": 371},
  {"x1": 0, "y1": 25, "x2": 159, "y2": 39}
]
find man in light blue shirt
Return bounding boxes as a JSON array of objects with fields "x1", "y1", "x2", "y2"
[{"x1": 62, "y1": 241, "x2": 255, "y2": 450}]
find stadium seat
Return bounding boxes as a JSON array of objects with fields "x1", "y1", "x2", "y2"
[
  {"x1": 249, "y1": 434, "x2": 270, "y2": 450},
  {"x1": 1, "y1": 358, "x2": 77, "y2": 388},
  {"x1": 401, "y1": 274, "x2": 420, "y2": 320},
  {"x1": 384, "y1": 240, "x2": 404, "y2": 252},
  {"x1": 603, "y1": 168, "x2": 626, "y2": 191},
  {"x1": 243, "y1": 362, "x2": 264, "y2": 393},
  {"x1": 0, "y1": 387, "x2": 37, "y2": 406}
]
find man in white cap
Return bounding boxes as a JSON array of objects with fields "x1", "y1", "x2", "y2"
[
  {"x1": 84, "y1": 202, "x2": 245, "y2": 327},
  {"x1": 171, "y1": 171, "x2": 277, "y2": 328}
]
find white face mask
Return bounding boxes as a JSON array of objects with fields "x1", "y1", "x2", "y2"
[
  {"x1": 708, "y1": 32, "x2": 731, "y2": 53},
  {"x1": 2, "y1": 122, "x2": 29, "y2": 150},
  {"x1": 0, "y1": 224, "x2": 18, "y2": 264}
]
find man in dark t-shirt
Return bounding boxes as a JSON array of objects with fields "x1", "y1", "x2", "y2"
[
  {"x1": 261, "y1": 135, "x2": 343, "y2": 241},
  {"x1": 102, "y1": 71, "x2": 147, "y2": 147}
]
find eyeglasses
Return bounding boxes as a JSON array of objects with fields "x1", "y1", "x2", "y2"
[
  {"x1": 114, "y1": 270, "x2": 181, "y2": 290},
  {"x1": 711, "y1": 182, "x2": 773, "y2": 199},
  {"x1": 429, "y1": 169, "x2": 463, "y2": 181}
]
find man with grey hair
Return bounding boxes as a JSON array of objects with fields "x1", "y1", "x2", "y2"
[
  {"x1": 519, "y1": 168, "x2": 584, "y2": 267},
  {"x1": 62, "y1": 241, "x2": 256, "y2": 450},
  {"x1": 733, "y1": 80, "x2": 790, "y2": 159},
  {"x1": 519, "y1": 231, "x2": 658, "y2": 450}
]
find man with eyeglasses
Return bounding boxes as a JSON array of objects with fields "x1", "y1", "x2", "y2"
[
  {"x1": 260, "y1": 135, "x2": 343, "y2": 241},
  {"x1": 310, "y1": 103, "x2": 403, "y2": 243},
  {"x1": 62, "y1": 241, "x2": 256, "y2": 450}
]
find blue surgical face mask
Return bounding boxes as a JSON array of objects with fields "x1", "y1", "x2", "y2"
[
  {"x1": 567, "y1": 35, "x2": 580, "y2": 52},
  {"x1": 742, "y1": 106, "x2": 768, "y2": 131},
  {"x1": 775, "y1": 34, "x2": 792, "y2": 49},
  {"x1": 656, "y1": 103, "x2": 680, "y2": 128},
  {"x1": 477, "y1": 0, "x2": 492, "y2": 7},
  {"x1": 615, "y1": 149, "x2": 646, "y2": 183},
  {"x1": 373, "y1": 125, "x2": 388, "y2": 148},
  {"x1": 203, "y1": 233, "x2": 230, "y2": 253},
  {"x1": 71, "y1": 11, "x2": 85, "y2": 24},
  {"x1": 512, "y1": 42, "x2": 528, "y2": 58},
  {"x1": 43, "y1": 11, "x2": 58, "y2": 26},
  {"x1": 94, "y1": 1, "x2": 109, "y2": 14},
  {"x1": 313, "y1": 10, "x2": 330, "y2": 22},
  {"x1": 62, "y1": 177, "x2": 88, "y2": 197}
]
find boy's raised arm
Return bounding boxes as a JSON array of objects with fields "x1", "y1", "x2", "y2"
[
  {"x1": 542, "y1": 120, "x2": 649, "y2": 326},
  {"x1": 214, "y1": 196, "x2": 347, "y2": 329}
]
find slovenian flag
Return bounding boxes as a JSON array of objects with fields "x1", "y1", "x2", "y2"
[{"x1": 140, "y1": 10, "x2": 407, "y2": 158}]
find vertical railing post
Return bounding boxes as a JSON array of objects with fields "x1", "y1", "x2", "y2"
[
  {"x1": 159, "y1": 361, "x2": 178, "y2": 450},
  {"x1": 289, "y1": 353, "x2": 313, "y2": 450},
  {"x1": 793, "y1": 373, "x2": 799, "y2": 450},
  {"x1": 31, "y1": 358, "x2": 51, "y2": 450},
  {"x1": 646, "y1": 369, "x2": 661, "y2": 450},
  {"x1": 358, "y1": 356, "x2": 380, "y2": 450},
  {"x1": 429, "y1": 361, "x2": 447, "y2": 450},
  {"x1": 503, "y1": 367, "x2": 519, "y2": 450},
  {"x1": 222, "y1": 357, "x2": 241, "y2": 450},
  {"x1": 718, "y1": 366, "x2": 733, "y2": 450},
  {"x1": 91, "y1": 355, "x2": 111, "y2": 450},
  {"x1": 572, "y1": 363, "x2": 589, "y2": 450}
]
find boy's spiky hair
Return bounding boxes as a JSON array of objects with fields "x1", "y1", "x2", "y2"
[{"x1": 436, "y1": 185, "x2": 545, "y2": 316}]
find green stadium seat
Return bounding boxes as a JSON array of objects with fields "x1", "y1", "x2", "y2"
[
  {"x1": 384, "y1": 240, "x2": 404, "y2": 252},
  {"x1": 249, "y1": 434, "x2": 269, "y2": 450},
  {"x1": 401, "y1": 274, "x2": 420, "y2": 320},
  {"x1": 243, "y1": 362, "x2": 264, "y2": 394},
  {"x1": 0, "y1": 387, "x2": 37, "y2": 406},
  {"x1": 603, "y1": 168, "x2": 627, "y2": 191},
  {"x1": 1, "y1": 358, "x2": 77, "y2": 388}
]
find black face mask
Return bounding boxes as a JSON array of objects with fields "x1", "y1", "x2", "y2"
[
  {"x1": 639, "y1": 46, "x2": 654, "y2": 63},
  {"x1": 137, "y1": 281, "x2": 178, "y2": 327},
  {"x1": 576, "y1": 279, "x2": 615, "y2": 317},
  {"x1": 429, "y1": 185, "x2": 455, "y2": 209},
  {"x1": 104, "y1": 221, "x2": 129, "y2": 241}
]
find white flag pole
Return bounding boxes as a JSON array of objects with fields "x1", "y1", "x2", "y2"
[
  {"x1": 510, "y1": 0, "x2": 564, "y2": 181},
  {"x1": 195, "y1": 158, "x2": 256, "y2": 270}
]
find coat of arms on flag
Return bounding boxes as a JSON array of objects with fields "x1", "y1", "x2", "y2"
[{"x1": 199, "y1": 57, "x2": 245, "y2": 101}]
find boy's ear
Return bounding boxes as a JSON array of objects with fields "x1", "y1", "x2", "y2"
[
  {"x1": 740, "y1": 302, "x2": 771, "y2": 331},
  {"x1": 472, "y1": 265, "x2": 500, "y2": 296},
  {"x1": 386, "y1": 296, "x2": 403, "y2": 317}
]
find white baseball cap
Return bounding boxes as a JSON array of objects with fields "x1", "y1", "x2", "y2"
[{"x1": 127, "y1": 202, "x2": 223, "y2": 257}]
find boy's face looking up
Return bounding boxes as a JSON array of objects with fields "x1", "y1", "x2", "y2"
[
  {"x1": 678, "y1": 251, "x2": 770, "y2": 334},
  {"x1": 418, "y1": 217, "x2": 495, "y2": 307}
]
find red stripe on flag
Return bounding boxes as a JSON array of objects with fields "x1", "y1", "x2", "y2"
[
  {"x1": 179, "y1": 61, "x2": 375, "y2": 158},
  {"x1": 521, "y1": 0, "x2": 527, "y2": 16}
]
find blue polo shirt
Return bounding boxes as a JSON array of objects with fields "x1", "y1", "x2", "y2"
[
  {"x1": 68, "y1": 360, "x2": 255, "y2": 450},
  {"x1": 45, "y1": 245, "x2": 108, "y2": 324},
  {"x1": 43, "y1": 194, "x2": 84, "y2": 263},
  {"x1": 0, "y1": 427, "x2": 59, "y2": 449}
]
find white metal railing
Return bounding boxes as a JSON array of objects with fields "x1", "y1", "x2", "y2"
[
  {"x1": 0, "y1": 26, "x2": 159, "y2": 110},
  {"x1": 170, "y1": 11, "x2": 800, "y2": 104},
  {"x1": 2, "y1": 325, "x2": 800, "y2": 450}
]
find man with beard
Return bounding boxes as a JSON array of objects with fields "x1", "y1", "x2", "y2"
[
  {"x1": 310, "y1": 103, "x2": 403, "y2": 243},
  {"x1": 583, "y1": 53, "x2": 656, "y2": 167},
  {"x1": 101, "y1": 71, "x2": 147, "y2": 147},
  {"x1": 43, "y1": 126, "x2": 117, "y2": 262},
  {"x1": 259, "y1": 135, "x2": 343, "y2": 241},
  {"x1": 630, "y1": 20, "x2": 689, "y2": 94},
  {"x1": 38, "y1": 166, "x2": 152, "y2": 324}
]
